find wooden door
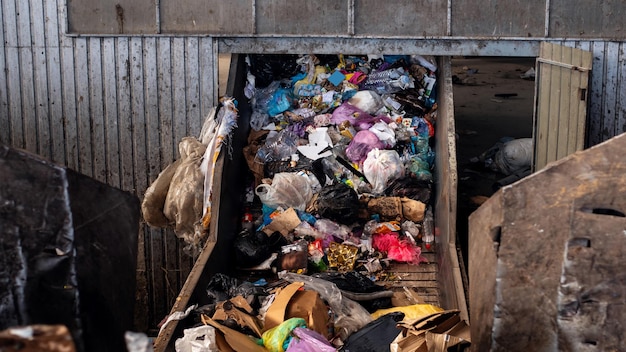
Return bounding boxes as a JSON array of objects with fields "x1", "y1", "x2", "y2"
[{"x1": 533, "y1": 42, "x2": 592, "y2": 171}]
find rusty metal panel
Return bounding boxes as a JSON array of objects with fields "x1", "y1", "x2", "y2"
[
  {"x1": 355, "y1": 0, "x2": 447, "y2": 36},
  {"x1": 469, "y1": 132, "x2": 626, "y2": 351},
  {"x1": 451, "y1": 0, "x2": 546, "y2": 37},
  {"x1": 533, "y1": 42, "x2": 592, "y2": 171},
  {"x1": 67, "y1": 0, "x2": 156, "y2": 34},
  {"x1": 256, "y1": 0, "x2": 348, "y2": 35},
  {"x1": 550, "y1": 0, "x2": 626, "y2": 38},
  {"x1": 160, "y1": 0, "x2": 253, "y2": 34}
]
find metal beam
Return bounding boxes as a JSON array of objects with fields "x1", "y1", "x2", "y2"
[{"x1": 218, "y1": 37, "x2": 542, "y2": 57}]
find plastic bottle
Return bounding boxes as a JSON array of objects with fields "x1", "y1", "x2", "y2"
[{"x1": 422, "y1": 208, "x2": 434, "y2": 251}]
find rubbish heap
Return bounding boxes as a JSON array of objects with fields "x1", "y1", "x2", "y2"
[{"x1": 149, "y1": 54, "x2": 470, "y2": 351}]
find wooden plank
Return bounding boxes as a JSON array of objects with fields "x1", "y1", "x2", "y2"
[
  {"x1": 588, "y1": 41, "x2": 605, "y2": 145},
  {"x1": 60, "y1": 37, "x2": 79, "y2": 170},
  {"x1": 143, "y1": 37, "x2": 161, "y2": 181},
  {"x1": 0, "y1": 1, "x2": 9, "y2": 145},
  {"x1": 30, "y1": 0, "x2": 51, "y2": 159},
  {"x1": 158, "y1": 38, "x2": 175, "y2": 165},
  {"x1": 199, "y1": 38, "x2": 216, "y2": 117},
  {"x1": 185, "y1": 37, "x2": 202, "y2": 137},
  {"x1": 4, "y1": 3, "x2": 24, "y2": 148},
  {"x1": 130, "y1": 36, "x2": 148, "y2": 193},
  {"x1": 103, "y1": 38, "x2": 121, "y2": 188},
  {"x1": 89, "y1": 38, "x2": 106, "y2": 182},
  {"x1": 44, "y1": 0, "x2": 65, "y2": 165},
  {"x1": 115, "y1": 37, "x2": 134, "y2": 192},
  {"x1": 74, "y1": 38, "x2": 93, "y2": 176},
  {"x1": 546, "y1": 43, "x2": 562, "y2": 165},
  {"x1": 171, "y1": 37, "x2": 187, "y2": 142},
  {"x1": 604, "y1": 42, "x2": 620, "y2": 137},
  {"x1": 618, "y1": 44, "x2": 626, "y2": 139},
  {"x1": 535, "y1": 43, "x2": 554, "y2": 170},
  {"x1": 556, "y1": 45, "x2": 573, "y2": 160},
  {"x1": 16, "y1": 0, "x2": 36, "y2": 153},
  {"x1": 574, "y1": 48, "x2": 592, "y2": 151}
]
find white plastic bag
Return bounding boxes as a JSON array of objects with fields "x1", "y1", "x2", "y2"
[
  {"x1": 255, "y1": 172, "x2": 314, "y2": 211},
  {"x1": 363, "y1": 149, "x2": 405, "y2": 195},
  {"x1": 174, "y1": 325, "x2": 218, "y2": 352},
  {"x1": 493, "y1": 138, "x2": 533, "y2": 175}
]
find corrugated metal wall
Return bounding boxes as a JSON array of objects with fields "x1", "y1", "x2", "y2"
[
  {"x1": 1, "y1": 0, "x2": 626, "y2": 333},
  {"x1": 0, "y1": 0, "x2": 216, "y2": 332}
]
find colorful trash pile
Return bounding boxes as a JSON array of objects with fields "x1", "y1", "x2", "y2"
[{"x1": 145, "y1": 54, "x2": 470, "y2": 351}]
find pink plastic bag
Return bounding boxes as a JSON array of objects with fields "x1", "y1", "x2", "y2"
[
  {"x1": 331, "y1": 102, "x2": 390, "y2": 131},
  {"x1": 345, "y1": 130, "x2": 384, "y2": 164},
  {"x1": 286, "y1": 327, "x2": 336, "y2": 352}
]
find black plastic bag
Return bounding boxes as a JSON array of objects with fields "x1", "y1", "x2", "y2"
[
  {"x1": 234, "y1": 230, "x2": 287, "y2": 268},
  {"x1": 206, "y1": 273, "x2": 240, "y2": 305},
  {"x1": 384, "y1": 177, "x2": 432, "y2": 204},
  {"x1": 316, "y1": 183, "x2": 360, "y2": 224},
  {"x1": 248, "y1": 54, "x2": 301, "y2": 89},
  {"x1": 312, "y1": 271, "x2": 393, "y2": 312},
  {"x1": 340, "y1": 312, "x2": 405, "y2": 352}
]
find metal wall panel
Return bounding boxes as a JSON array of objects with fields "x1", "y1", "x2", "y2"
[
  {"x1": 451, "y1": 0, "x2": 547, "y2": 37},
  {"x1": 160, "y1": 0, "x2": 254, "y2": 34},
  {"x1": 355, "y1": 0, "x2": 448, "y2": 36},
  {"x1": 550, "y1": 0, "x2": 626, "y2": 38},
  {"x1": 67, "y1": 0, "x2": 157, "y2": 34},
  {"x1": 256, "y1": 0, "x2": 348, "y2": 35},
  {"x1": 1, "y1": 0, "x2": 215, "y2": 333}
]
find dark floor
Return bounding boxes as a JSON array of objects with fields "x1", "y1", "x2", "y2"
[{"x1": 451, "y1": 57, "x2": 536, "y2": 269}]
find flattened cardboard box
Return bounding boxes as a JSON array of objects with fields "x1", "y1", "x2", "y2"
[
  {"x1": 264, "y1": 282, "x2": 332, "y2": 339},
  {"x1": 391, "y1": 310, "x2": 471, "y2": 352}
]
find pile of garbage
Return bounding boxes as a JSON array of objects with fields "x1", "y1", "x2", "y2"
[
  {"x1": 147, "y1": 54, "x2": 470, "y2": 351},
  {"x1": 237, "y1": 54, "x2": 440, "y2": 275}
]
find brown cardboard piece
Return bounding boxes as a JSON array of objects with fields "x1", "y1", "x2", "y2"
[
  {"x1": 264, "y1": 282, "x2": 332, "y2": 339},
  {"x1": 201, "y1": 315, "x2": 267, "y2": 352},
  {"x1": 211, "y1": 296, "x2": 263, "y2": 338},
  {"x1": 391, "y1": 310, "x2": 470, "y2": 352},
  {"x1": 262, "y1": 207, "x2": 302, "y2": 236}
]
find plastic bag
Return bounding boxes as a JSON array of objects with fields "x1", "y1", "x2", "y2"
[
  {"x1": 363, "y1": 149, "x2": 405, "y2": 195},
  {"x1": 125, "y1": 331, "x2": 154, "y2": 352},
  {"x1": 142, "y1": 159, "x2": 182, "y2": 227},
  {"x1": 370, "y1": 303, "x2": 443, "y2": 321},
  {"x1": 174, "y1": 325, "x2": 218, "y2": 352},
  {"x1": 261, "y1": 318, "x2": 307, "y2": 352},
  {"x1": 345, "y1": 130, "x2": 384, "y2": 164},
  {"x1": 315, "y1": 183, "x2": 360, "y2": 225},
  {"x1": 256, "y1": 130, "x2": 299, "y2": 163},
  {"x1": 286, "y1": 327, "x2": 336, "y2": 352},
  {"x1": 163, "y1": 137, "x2": 207, "y2": 254},
  {"x1": 234, "y1": 231, "x2": 288, "y2": 268},
  {"x1": 493, "y1": 137, "x2": 533, "y2": 175},
  {"x1": 348, "y1": 90, "x2": 384, "y2": 115},
  {"x1": 248, "y1": 54, "x2": 301, "y2": 89},
  {"x1": 331, "y1": 102, "x2": 389, "y2": 131},
  {"x1": 368, "y1": 121, "x2": 396, "y2": 148},
  {"x1": 279, "y1": 272, "x2": 373, "y2": 341},
  {"x1": 314, "y1": 218, "x2": 352, "y2": 242},
  {"x1": 340, "y1": 312, "x2": 405, "y2": 352},
  {"x1": 255, "y1": 172, "x2": 314, "y2": 211}
]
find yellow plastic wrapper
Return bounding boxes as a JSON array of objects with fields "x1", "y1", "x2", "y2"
[
  {"x1": 261, "y1": 317, "x2": 307, "y2": 352},
  {"x1": 326, "y1": 242, "x2": 359, "y2": 271},
  {"x1": 371, "y1": 304, "x2": 444, "y2": 321}
]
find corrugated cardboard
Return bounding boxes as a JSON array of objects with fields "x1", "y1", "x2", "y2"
[
  {"x1": 201, "y1": 315, "x2": 267, "y2": 352},
  {"x1": 391, "y1": 310, "x2": 470, "y2": 352},
  {"x1": 264, "y1": 282, "x2": 332, "y2": 339}
]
